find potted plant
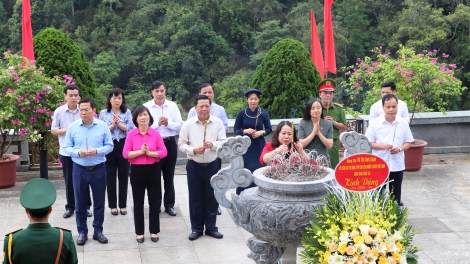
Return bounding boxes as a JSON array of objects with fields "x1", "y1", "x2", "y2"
[
  {"x1": 343, "y1": 45, "x2": 465, "y2": 171},
  {"x1": 0, "y1": 51, "x2": 63, "y2": 188}
]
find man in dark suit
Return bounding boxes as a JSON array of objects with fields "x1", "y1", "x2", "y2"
[{"x1": 2, "y1": 178, "x2": 78, "y2": 264}]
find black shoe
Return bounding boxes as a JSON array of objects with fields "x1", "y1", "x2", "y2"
[
  {"x1": 120, "y1": 209, "x2": 127, "y2": 215},
  {"x1": 217, "y1": 207, "x2": 222, "y2": 215},
  {"x1": 399, "y1": 202, "x2": 404, "y2": 206},
  {"x1": 93, "y1": 233, "x2": 108, "y2": 244},
  {"x1": 136, "y1": 236, "x2": 144, "y2": 243},
  {"x1": 63, "y1": 210, "x2": 73, "y2": 218},
  {"x1": 150, "y1": 235, "x2": 159, "y2": 243},
  {"x1": 87, "y1": 209, "x2": 93, "y2": 217},
  {"x1": 165, "y1": 207, "x2": 177, "y2": 216},
  {"x1": 77, "y1": 234, "x2": 87, "y2": 245},
  {"x1": 188, "y1": 232, "x2": 203, "y2": 241},
  {"x1": 111, "y1": 209, "x2": 118, "y2": 216},
  {"x1": 205, "y1": 230, "x2": 223, "y2": 239}
]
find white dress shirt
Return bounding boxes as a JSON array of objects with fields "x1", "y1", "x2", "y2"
[
  {"x1": 365, "y1": 115, "x2": 414, "y2": 172},
  {"x1": 144, "y1": 99, "x2": 183, "y2": 138},
  {"x1": 178, "y1": 115, "x2": 226, "y2": 163},
  {"x1": 369, "y1": 99, "x2": 410, "y2": 122}
]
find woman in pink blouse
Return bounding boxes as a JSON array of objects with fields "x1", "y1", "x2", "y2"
[{"x1": 123, "y1": 106, "x2": 167, "y2": 243}]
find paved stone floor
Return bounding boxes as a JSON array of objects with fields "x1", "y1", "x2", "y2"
[{"x1": 1, "y1": 153, "x2": 470, "y2": 263}]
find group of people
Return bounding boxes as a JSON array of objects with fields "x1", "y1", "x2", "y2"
[{"x1": 3, "y1": 77, "x2": 413, "y2": 263}]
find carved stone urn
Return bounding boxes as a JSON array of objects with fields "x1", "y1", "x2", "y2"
[{"x1": 210, "y1": 136, "x2": 335, "y2": 264}]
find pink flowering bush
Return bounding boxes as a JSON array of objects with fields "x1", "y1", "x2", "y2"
[
  {"x1": 343, "y1": 45, "x2": 465, "y2": 123},
  {"x1": 0, "y1": 51, "x2": 64, "y2": 158}
]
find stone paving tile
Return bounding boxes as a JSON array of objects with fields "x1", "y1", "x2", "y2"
[
  {"x1": 193, "y1": 243, "x2": 251, "y2": 263},
  {"x1": 408, "y1": 217, "x2": 453, "y2": 234},
  {"x1": 139, "y1": 246, "x2": 200, "y2": 263},
  {"x1": 83, "y1": 248, "x2": 141, "y2": 264}
]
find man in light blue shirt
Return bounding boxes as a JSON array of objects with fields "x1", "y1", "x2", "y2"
[
  {"x1": 64, "y1": 98, "x2": 113, "y2": 246},
  {"x1": 187, "y1": 83, "x2": 228, "y2": 131},
  {"x1": 187, "y1": 83, "x2": 228, "y2": 215}
]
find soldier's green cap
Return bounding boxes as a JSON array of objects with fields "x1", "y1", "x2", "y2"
[{"x1": 20, "y1": 178, "x2": 56, "y2": 212}]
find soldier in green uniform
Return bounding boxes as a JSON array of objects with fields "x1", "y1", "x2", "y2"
[
  {"x1": 2, "y1": 179, "x2": 78, "y2": 264},
  {"x1": 318, "y1": 79, "x2": 348, "y2": 169}
]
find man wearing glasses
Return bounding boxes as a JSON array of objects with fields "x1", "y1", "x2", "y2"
[
  {"x1": 318, "y1": 79, "x2": 347, "y2": 169},
  {"x1": 64, "y1": 98, "x2": 114, "y2": 245},
  {"x1": 51, "y1": 85, "x2": 93, "y2": 219}
]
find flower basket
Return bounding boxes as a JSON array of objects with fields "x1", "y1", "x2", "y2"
[{"x1": 300, "y1": 189, "x2": 419, "y2": 264}]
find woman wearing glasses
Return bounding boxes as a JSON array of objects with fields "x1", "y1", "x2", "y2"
[
  {"x1": 99, "y1": 88, "x2": 135, "y2": 216},
  {"x1": 298, "y1": 98, "x2": 333, "y2": 167},
  {"x1": 233, "y1": 89, "x2": 272, "y2": 194}
]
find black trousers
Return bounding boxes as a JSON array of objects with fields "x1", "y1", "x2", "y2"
[
  {"x1": 61, "y1": 155, "x2": 91, "y2": 212},
  {"x1": 159, "y1": 137, "x2": 177, "y2": 209},
  {"x1": 130, "y1": 163, "x2": 161, "y2": 235},
  {"x1": 187, "y1": 159, "x2": 219, "y2": 233},
  {"x1": 105, "y1": 139, "x2": 130, "y2": 209},
  {"x1": 389, "y1": 170, "x2": 404, "y2": 203}
]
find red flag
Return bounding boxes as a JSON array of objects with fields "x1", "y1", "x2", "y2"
[
  {"x1": 311, "y1": 9, "x2": 324, "y2": 80},
  {"x1": 22, "y1": 0, "x2": 35, "y2": 60},
  {"x1": 324, "y1": 0, "x2": 336, "y2": 74}
]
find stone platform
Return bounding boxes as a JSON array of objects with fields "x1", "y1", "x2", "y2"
[{"x1": 1, "y1": 153, "x2": 469, "y2": 263}]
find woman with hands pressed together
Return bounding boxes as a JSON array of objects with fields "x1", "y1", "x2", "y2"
[
  {"x1": 298, "y1": 98, "x2": 333, "y2": 167},
  {"x1": 99, "y1": 88, "x2": 135, "y2": 216},
  {"x1": 259, "y1": 121, "x2": 309, "y2": 165},
  {"x1": 123, "y1": 106, "x2": 167, "y2": 243},
  {"x1": 233, "y1": 89, "x2": 272, "y2": 194}
]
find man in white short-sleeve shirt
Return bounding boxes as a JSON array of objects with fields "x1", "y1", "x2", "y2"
[
  {"x1": 369, "y1": 81, "x2": 410, "y2": 123},
  {"x1": 366, "y1": 94, "x2": 414, "y2": 206},
  {"x1": 143, "y1": 80, "x2": 183, "y2": 217}
]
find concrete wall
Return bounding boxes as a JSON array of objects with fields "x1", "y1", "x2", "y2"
[
  {"x1": 5, "y1": 135, "x2": 30, "y2": 172},
  {"x1": 360, "y1": 111, "x2": 470, "y2": 154}
]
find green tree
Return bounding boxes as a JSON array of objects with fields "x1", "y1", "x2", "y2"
[
  {"x1": 214, "y1": 69, "x2": 254, "y2": 118},
  {"x1": 34, "y1": 27, "x2": 97, "y2": 100},
  {"x1": 251, "y1": 38, "x2": 321, "y2": 119}
]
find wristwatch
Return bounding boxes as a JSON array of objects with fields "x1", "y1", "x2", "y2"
[{"x1": 399, "y1": 148, "x2": 403, "y2": 152}]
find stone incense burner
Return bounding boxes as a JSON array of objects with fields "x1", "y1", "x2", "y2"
[{"x1": 210, "y1": 136, "x2": 335, "y2": 264}]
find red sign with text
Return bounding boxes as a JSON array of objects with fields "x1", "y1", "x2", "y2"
[{"x1": 335, "y1": 153, "x2": 389, "y2": 192}]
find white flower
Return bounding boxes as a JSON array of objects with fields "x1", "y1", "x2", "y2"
[
  {"x1": 358, "y1": 225, "x2": 370, "y2": 236},
  {"x1": 355, "y1": 242, "x2": 366, "y2": 254},
  {"x1": 328, "y1": 253, "x2": 344, "y2": 264},
  {"x1": 365, "y1": 254, "x2": 378, "y2": 263},
  {"x1": 390, "y1": 230, "x2": 403, "y2": 242},
  {"x1": 339, "y1": 232, "x2": 350, "y2": 243},
  {"x1": 399, "y1": 254, "x2": 408, "y2": 264},
  {"x1": 377, "y1": 242, "x2": 387, "y2": 254}
]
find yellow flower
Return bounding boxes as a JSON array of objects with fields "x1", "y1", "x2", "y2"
[
  {"x1": 392, "y1": 251, "x2": 400, "y2": 260},
  {"x1": 338, "y1": 243, "x2": 347, "y2": 254},
  {"x1": 372, "y1": 249, "x2": 379, "y2": 257},
  {"x1": 378, "y1": 256, "x2": 388, "y2": 264},
  {"x1": 353, "y1": 235, "x2": 364, "y2": 244},
  {"x1": 396, "y1": 242, "x2": 403, "y2": 251},
  {"x1": 323, "y1": 251, "x2": 331, "y2": 261}
]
